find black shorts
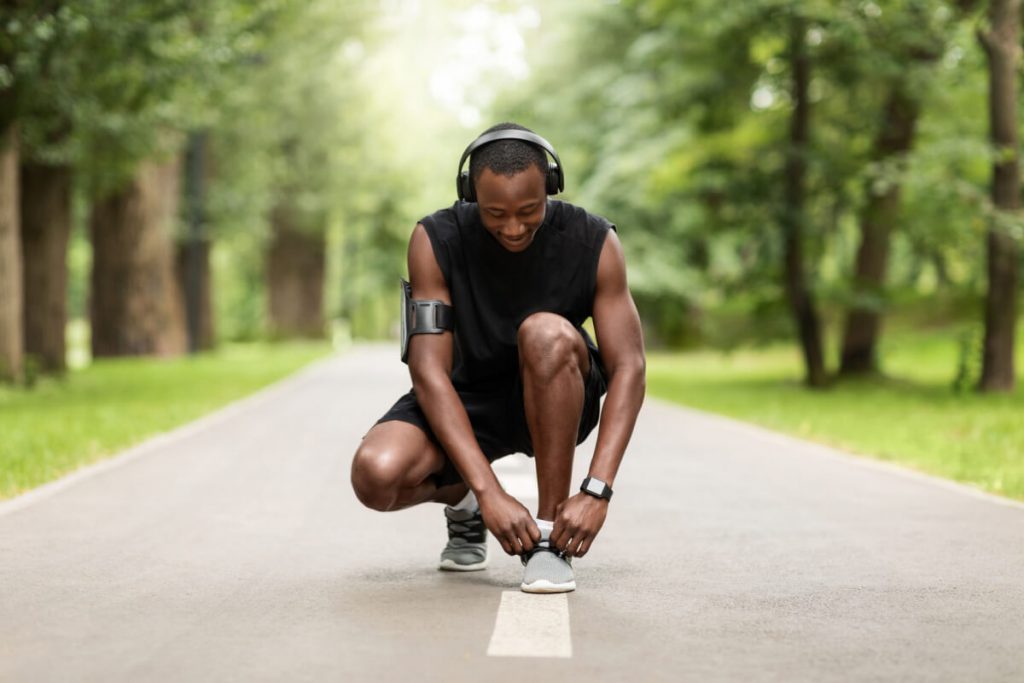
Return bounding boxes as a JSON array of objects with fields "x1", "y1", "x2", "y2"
[{"x1": 376, "y1": 346, "x2": 608, "y2": 488}]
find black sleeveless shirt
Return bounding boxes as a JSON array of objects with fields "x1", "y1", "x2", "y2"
[{"x1": 420, "y1": 199, "x2": 614, "y2": 388}]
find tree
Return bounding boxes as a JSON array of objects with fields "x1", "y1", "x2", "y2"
[
  {"x1": 0, "y1": 122, "x2": 21, "y2": 382},
  {"x1": 839, "y1": 1, "x2": 962, "y2": 376},
  {"x1": 977, "y1": 0, "x2": 1020, "y2": 391},
  {"x1": 5, "y1": 1, "x2": 216, "y2": 363},
  {"x1": 89, "y1": 155, "x2": 187, "y2": 357},
  {"x1": 214, "y1": 1, "x2": 374, "y2": 340},
  {"x1": 782, "y1": 15, "x2": 827, "y2": 387},
  {"x1": 72, "y1": 1, "x2": 289, "y2": 357},
  {"x1": 266, "y1": 202, "x2": 326, "y2": 338},
  {"x1": 839, "y1": 86, "x2": 922, "y2": 375},
  {"x1": 15, "y1": 2, "x2": 81, "y2": 374},
  {"x1": 20, "y1": 162, "x2": 70, "y2": 371},
  {"x1": 179, "y1": 130, "x2": 214, "y2": 351},
  {"x1": 0, "y1": 0, "x2": 29, "y2": 383}
]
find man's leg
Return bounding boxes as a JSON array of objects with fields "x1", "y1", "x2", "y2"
[
  {"x1": 351, "y1": 420, "x2": 467, "y2": 511},
  {"x1": 352, "y1": 420, "x2": 488, "y2": 571},
  {"x1": 516, "y1": 312, "x2": 589, "y2": 592},
  {"x1": 517, "y1": 312, "x2": 591, "y2": 520}
]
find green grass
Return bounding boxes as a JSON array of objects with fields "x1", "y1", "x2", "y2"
[
  {"x1": 0, "y1": 341, "x2": 332, "y2": 500},
  {"x1": 647, "y1": 328, "x2": 1024, "y2": 501}
]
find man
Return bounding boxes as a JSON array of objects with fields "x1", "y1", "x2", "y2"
[{"x1": 351, "y1": 122, "x2": 645, "y2": 593}]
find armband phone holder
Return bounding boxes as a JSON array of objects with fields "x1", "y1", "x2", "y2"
[{"x1": 400, "y1": 279, "x2": 454, "y2": 363}]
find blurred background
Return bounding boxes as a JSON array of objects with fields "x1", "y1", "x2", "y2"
[{"x1": 1, "y1": 0, "x2": 1022, "y2": 498}]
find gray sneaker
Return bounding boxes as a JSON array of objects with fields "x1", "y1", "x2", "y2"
[
  {"x1": 439, "y1": 506, "x2": 488, "y2": 571},
  {"x1": 521, "y1": 542, "x2": 575, "y2": 593}
]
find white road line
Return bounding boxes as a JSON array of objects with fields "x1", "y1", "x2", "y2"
[{"x1": 487, "y1": 591, "x2": 572, "y2": 658}]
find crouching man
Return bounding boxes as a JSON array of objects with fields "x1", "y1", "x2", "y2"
[{"x1": 352, "y1": 123, "x2": 646, "y2": 593}]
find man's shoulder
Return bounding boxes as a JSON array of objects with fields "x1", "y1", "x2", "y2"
[
  {"x1": 419, "y1": 201, "x2": 475, "y2": 243},
  {"x1": 549, "y1": 200, "x2": 615, "y2": 250},
  {"x1": 550, "y1": 200, "x2": 615, "y2": 233}
]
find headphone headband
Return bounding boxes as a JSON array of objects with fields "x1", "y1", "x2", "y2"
[{"x1": 456, "y1": 129, "x2": 564, "y2": 201}]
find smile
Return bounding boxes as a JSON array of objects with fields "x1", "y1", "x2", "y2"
[{"x1": 501, "y1": 234, "x2": 530, "y2": 247}]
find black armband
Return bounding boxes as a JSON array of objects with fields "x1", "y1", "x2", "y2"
[{"x1": 400, "y1": 279, "x2": 454, "y2": 363}]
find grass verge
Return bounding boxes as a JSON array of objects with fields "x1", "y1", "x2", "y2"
[
  {"x1": 646, "y1": 328, "x2": 1024, "y2": 502},
  {"x1": 0, "y1": 341, "x2": 332, "y2": 501}
]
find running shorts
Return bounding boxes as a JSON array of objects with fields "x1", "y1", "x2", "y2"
[{"x1": 375, "y1": 345, "x2": 607, "y2": 487}]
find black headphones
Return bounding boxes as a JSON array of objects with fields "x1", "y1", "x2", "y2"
[{"x1": 456, "y1": 129, "x2": 564, "y2": 203}]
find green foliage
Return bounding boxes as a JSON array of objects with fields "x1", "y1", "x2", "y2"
[
  {"x1": 212, "y1": 232, "x2": 266, "y2": 341},
  {"x1": 493, "y1": 0, "x2": 1009, "y2": 351},
  {"x1": 3, "y1": 1, "x2": 285, "y2": 192},
  {"x1": 9, "y1": 0, "x2": 1019, "y2": 355},
  {"x1": 204, "y1": 0, "x2": 491, "y2": 340}
]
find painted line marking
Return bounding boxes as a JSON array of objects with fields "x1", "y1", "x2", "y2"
[{"x1": 487, "y1": 591, "x2": 572, "y2": 658}]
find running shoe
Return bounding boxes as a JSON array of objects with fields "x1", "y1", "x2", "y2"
[
  {"x1": 439, "y1": 506, "x2": 488, "y2": 571},
  {"x1": 520, "y1": 542, "x2": 575, "y2": 593}
]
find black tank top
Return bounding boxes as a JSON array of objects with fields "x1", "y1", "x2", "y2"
[{"x1": 420, "y1": 199, "x2": 613, "y2": 388}]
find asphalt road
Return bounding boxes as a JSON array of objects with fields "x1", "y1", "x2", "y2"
[{"x1": 1, "y1": 345, "x2": 1022, "y2": 682}]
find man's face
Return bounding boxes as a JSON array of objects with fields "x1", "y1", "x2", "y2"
[{"x1": 474, "y1": 165, "x2": 547, "y2": 253}]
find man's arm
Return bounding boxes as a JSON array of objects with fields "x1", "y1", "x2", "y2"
[
  {"x1": 550, "y1": 229, "x2": 646, "y2": 558},
  {"x1": 406, "y1": 224, "x2": 540, "y2": 556}
]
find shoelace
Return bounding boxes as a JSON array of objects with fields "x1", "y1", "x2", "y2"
[
  {"x1": 446, "y1": 510, "x2": 486, "y2": 544},
  {"x1": 520, "y1": 541, "x2": 569, "y2": 566}
]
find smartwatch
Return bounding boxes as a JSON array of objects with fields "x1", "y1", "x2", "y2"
[{"x1": 580, "y1": 476, "x2": 613, "y2": 501}]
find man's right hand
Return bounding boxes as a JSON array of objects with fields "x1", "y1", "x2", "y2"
[{"x1": 477, "y1": 488, "x2": 541, "y2": 556}]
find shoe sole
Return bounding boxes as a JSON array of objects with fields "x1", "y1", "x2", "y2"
[
  {"x1": 438, "y1": 558, "x2": 489, "y2": 572},
  {"x1": 520, "y1": 579, "x2": 576, "y2": 593}
]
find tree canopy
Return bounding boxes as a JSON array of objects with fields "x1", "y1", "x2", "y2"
[{"x1": 0, "y1": 0, "x2": 1020, "y2": 389}]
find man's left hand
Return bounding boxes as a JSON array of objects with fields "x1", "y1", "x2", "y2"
[{"x1": 550, "y1": 492, "x2": 609, "y2": 558}]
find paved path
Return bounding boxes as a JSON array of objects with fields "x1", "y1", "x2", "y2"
[{"x1": 1, "y1": 345, "x2": 1022, "y2": 682}]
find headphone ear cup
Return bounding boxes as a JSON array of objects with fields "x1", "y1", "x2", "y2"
[
  {"x1": 546, "y1": 162, "x2": 560, "y2": 195},
  {"x1": 458, "y1": 170, "x2": 475, "y2": 202}
]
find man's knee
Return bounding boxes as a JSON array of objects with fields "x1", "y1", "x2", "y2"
[
  {"x1": 517, "y1": 312, "x2": 586, "y2": 379},
  {"x1": 350, "y1": 441, "x2": 405, "y2": 512}
]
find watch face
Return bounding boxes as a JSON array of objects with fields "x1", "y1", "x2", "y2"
[{"x1": 582, "y1": 477, "x2": 611, "y2": 499}]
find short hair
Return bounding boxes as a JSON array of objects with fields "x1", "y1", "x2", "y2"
[{"x1": 469, "y1": 122, "x2": 549, "y2": 181}]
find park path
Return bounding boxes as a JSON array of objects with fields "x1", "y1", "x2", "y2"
[{"x1": 1, "y1": 345, "x2": 1022, "y2": 682}]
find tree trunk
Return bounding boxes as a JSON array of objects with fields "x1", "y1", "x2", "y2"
[
  {"x1": 175, "y1": 239, "x2": 214, "y2": 349},
  {"x1": 89, "y1": 156, "x2": 188, "y2": 358},
  {"x1": 839, "y1": 87, "x2": 920, "y2": 375},
  {"x1": 267, "y1": 204, "x2": 325, "y2": 339},
  {"x1": 0, "y1": 123, "x2": 23, "y2": 382},
  {"x1": 932, "y1": 250, "x2": 951, "y2": 287},
  {"x1": 20, "y1": 162, "x2": 71, "y2": 373},
  {"x1": 782, "y1": 18, "x2": 827, "y2": 388},
  {"x1": 181, "y1": 131, "x2": 214, "y2": 352},
  {"x1": 978, "y1": 0, "x2": 1020, "y2": 392}
]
